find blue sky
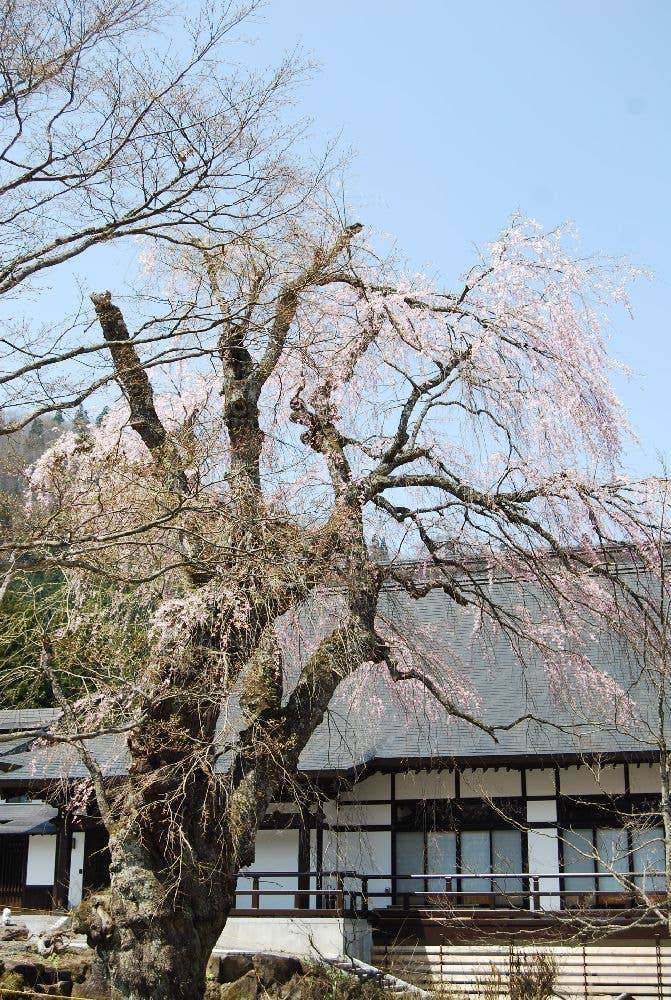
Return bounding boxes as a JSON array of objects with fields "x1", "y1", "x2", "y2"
[{"x1": 241, "y1": 0, "x2": 670, "y2": 474}]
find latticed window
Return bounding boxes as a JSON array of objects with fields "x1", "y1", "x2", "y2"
[
  {"x1": 561, "y1": 825, "x2": 665, "y2": 897},
  {"x1": 395, "y1": 825, "x2": 524, "y2": 905}
]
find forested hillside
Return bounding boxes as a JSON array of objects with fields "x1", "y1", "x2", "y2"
[{"x1": 0, "y1": 408, "x2": 90, "y2": 706}]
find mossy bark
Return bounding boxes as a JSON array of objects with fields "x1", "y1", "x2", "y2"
[{"x1": 80, "y1": 833, "x2": 234, "y2": 1000}]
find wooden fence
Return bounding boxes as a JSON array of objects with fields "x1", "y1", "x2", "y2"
[{"x1": 372, "y1": 939, "x2": 671, "y2": 998}]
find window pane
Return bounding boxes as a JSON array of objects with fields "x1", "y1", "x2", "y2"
[
  {"x1": 596, "y1": 828, "x2": 629, "y2": 892},
  {"x1": 427, "y1": 832, "x2": 457, "y2": 892},
  {"x1": 632, "y1": 827, "x2": 665, "y2": 893},
  {"x1": 492, "y1": 829, "x2": 524, "y2": 899},
  {"x1": 563, "y1": 828, "x2": 595, "y2": 893},
  {"x1": 461, "y1": 830, "x2": 491, "y2": 894},
  {"x1": 396, "y1": 832, "x2": 424, "y2": 901}
]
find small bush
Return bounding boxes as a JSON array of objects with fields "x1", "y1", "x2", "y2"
[
  {"x1": 0, "y1": 969, "x2": 28, "y2": 1000},
  {"x1": 475, "y1": 963, "x2": 504, "y2": 1000},
  {"x1": 508, "y1": 952, "x2": 557, "y2": 1000},
  {"x1": 471, "y1": 951, "x2": 557, "y2": 1000}
]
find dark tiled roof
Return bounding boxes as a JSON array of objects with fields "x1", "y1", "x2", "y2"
[
  {"x1": 0, "y1": 801, "x2": 58, "y2": 834},
  {"x1": 0, "y1": 709, "x2": 60, "y2": 731},
  {"x1": 0, "y1": 583, "x2": 657, "y2": 784}
]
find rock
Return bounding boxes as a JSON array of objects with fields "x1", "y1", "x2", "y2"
[
  {"x1": 2, "y1": 958, "x2": 43, "y2": 987},
  {"x1": 279, "y1": 973, "x2": 304, "y2": 999},
  {"x1": 253, "y1": 955, "x2": 303, "y2": 988},
  {"x1": 36, "y1": 932, "x2": 66, "y2": 957},
  {"x1": 0, "y1": 924, "x2": 29, "y2": 942},
  {"x1": 0, "y1": 939, "x2": 108, "y2": 999},
  {"x1": 1, "y1": 956, "x2": 73, "y2": 993},
  {"x1": 219, "y1": 953, "x2": 255, "y2": 983},
  {"x1": 77, "y1": 956, "x2": 110, "y2": 999},
  {"x1": 61, "y1": 953, "x2": 91, "y2": 984},
  {"x1": 220, "y1": 969, "x2": 260, "y2": 1000}
]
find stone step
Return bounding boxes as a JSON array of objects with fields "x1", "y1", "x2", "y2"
[{"x1": 326, "y1": 956, "x2": 431, "y2": 996}]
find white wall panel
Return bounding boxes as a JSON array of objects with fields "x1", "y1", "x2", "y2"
[
  {"x1": 460, "y1": 768, "x2": 522, "y2": 798},
  {"x1": 526, "y1": 799, "x2": 557, "y2": 823},
  {"x1": 526, "y1": 827, "x2": 561, "y2": 910},
  {"x1": 560, "y1": 764, "x2": 625, "y2": 795},
  {"x1": 525, "y1": 769, "x2": 556, "y2": 796},
  {"x1": 321, "y1": 829, "x2": 392, "y2": 909},
  {"x1": 395, "y1": 770, "x2": 455, "y2": 800},
  {"x1": 322, "y1": 802, "x2": 390, "y2": 826},
  {"x1": 236, "y1": 829, "x2": 298, "y2": 910},
  {"x1": 629, "y1": 763, "x2": 660, "y2": 794},
  {"x1": 346, "y1": 774, "x2": 391, "y2": 800},
  {"x1": 26, "y1": 835, "x2": 56, "y2": 886},
  {"x1": 68, "y1": 832, "x2": 85, "y2": 907}
]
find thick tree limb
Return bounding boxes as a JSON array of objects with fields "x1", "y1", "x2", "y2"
[
  {"x1": 254, "y1": 223, "x2": 363, "y2": 389},
  {"x1": 90, "y1": 291, "x2": 188, "y2": 492}
]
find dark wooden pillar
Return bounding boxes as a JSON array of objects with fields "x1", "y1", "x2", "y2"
[
  {"x1": 297, "y1": 808, "x2": 311, "y2": 909},
  {"x1": 53, "y1": 810, "x2": 72, "y2": 909}
]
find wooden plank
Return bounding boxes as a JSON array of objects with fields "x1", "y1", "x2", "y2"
[{"x1": 376, "y1": 939, "x2": 670, "y2": 999}]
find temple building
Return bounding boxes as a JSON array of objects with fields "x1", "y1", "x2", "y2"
[{"x1": 1, "y1": 581, "x2": 668, "y2": 996}]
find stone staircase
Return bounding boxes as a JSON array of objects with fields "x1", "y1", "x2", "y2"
[{"x1": 327, "y1": 955, "x2": 431, "y2": 997}]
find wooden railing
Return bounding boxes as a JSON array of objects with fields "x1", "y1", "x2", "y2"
[
  {"x1": 234, "y1": 870, "x2": 358, "y2": 914},
  {"x1": 232, "y1": 870, "x2": 667, "y2": 916}
]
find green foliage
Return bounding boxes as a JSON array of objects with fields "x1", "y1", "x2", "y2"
[
  {"x1": 0, "y1": 571, "x2": 150, "y2": 708},
  {"x1": 301, "y1": 963, "x2": 393, "y2": 1000},
  {"x1": 0, "y1": 571, "x2": 67, "y2": 706}
]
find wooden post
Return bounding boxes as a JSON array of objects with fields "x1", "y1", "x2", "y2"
[
  {"x1": 336, "y1": 873, "x2": 344, "y2": 915},
  {"x1": 532, "y1": 876, "x2": 541, "y2": 912},
  {"x1": 252, "y1": 875, "x2": 260, "y2": 910},
  {"x1": 297, "y1": 810, "x2": 310, "y2": 910},
  {"x1": 53, "y1": 810, "x2": 72, "y2": 910}
]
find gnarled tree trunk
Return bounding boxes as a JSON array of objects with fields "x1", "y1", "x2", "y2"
[
  {"x1": 82, "y1": 832, "x2": 235, "y2": 1000},
  {"x1": 75, "y1": 579, "x2": 380, "y2": 999}
]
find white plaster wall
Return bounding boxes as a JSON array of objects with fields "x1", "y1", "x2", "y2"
[
  {"x1": 346, "y1": 773, "x2": 390, "y2": 801},
  {"x1": 526, "y1": 799, "x2": 560, "y2": 911},
  {"x1": 559, "y1": 764, "x2": 625, "y2": 795},
  {"x1": 309, "y1": 830, "x2": 318, "y2": 906},
  {"x1": 460, "y1": 768, "x2": 522, "y2": 798},
  {"x1": 525, "y1": 769, "x2": 556, "y2": 796},
  {"x1": 322, "y1": 830, "x2": 389, "y2": 873},
  {"x1": 68, "y1": 832, "x2": 85, "y2": 908},
  {"x1": 236, "y1": 829, "x2": 298, "y2": 910},
  {"x1": 629, "y1": 763, "x2": 661, "y2": 794},
  {"x1": 215, "y1": 916, "x2": 372, "y2": 962},
  {"x1": 361, "y1": 803, "x2": 391, "y2": 824},
  {"x1": 363, "y1": 831, "x2": 392, "y2": 910},
  {"x1": 395, "y1": 769, "x2": 455, "y2": 800},
  {"x1": 527, "y1": 800, "x2": 557, "y2": 823},
  {"x1": 323, "y1": 802, "x2": 390, "y2": 826},
  {"x1": 322, "y1": 829, "x2": 392, "y2": 909},
  {"x1": 26, "y1": 835, "x2": 57, "y2": 886}
]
